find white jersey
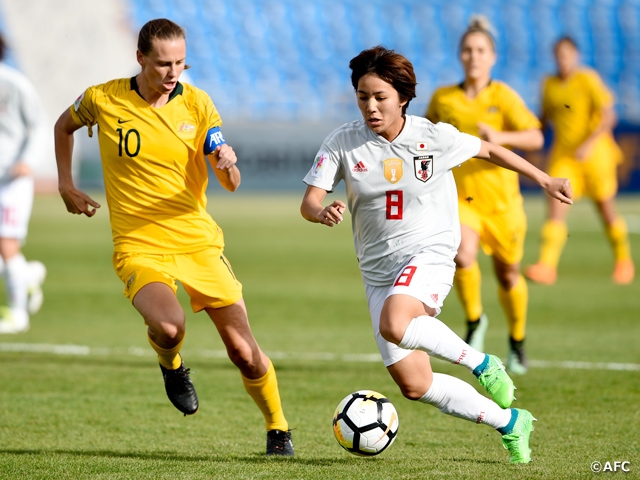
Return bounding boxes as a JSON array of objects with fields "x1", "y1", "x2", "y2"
[
  {"x1": 0, "y1": 62, "x2": 47, "y2": 182},
  {"x1": 303, "y1": 115, "x2": 481, "y2": 286}
]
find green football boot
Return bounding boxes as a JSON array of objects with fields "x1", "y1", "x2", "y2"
[
  {"x1": 476, "y1": 355, "x2": 515, "y2": 408},
  {"x1": 501, "y1": 409, "x2": 536, "y2": 464}
]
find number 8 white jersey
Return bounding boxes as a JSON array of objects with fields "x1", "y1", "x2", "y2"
[{"x1": 303, "y1": 115, "x2": 481, "y2": 286}]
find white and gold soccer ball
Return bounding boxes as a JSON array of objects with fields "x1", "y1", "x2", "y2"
[{"x1": 332, "y1": 390, "x2": 399, "y2": 456}]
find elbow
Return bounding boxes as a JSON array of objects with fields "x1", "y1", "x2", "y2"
[
  {"x1": 224, "y1": 180, "x2": 240, "y2": 192},
  {"x1": 220, "y1": 168, "x2": 241, "y2": 192},
  {"x1": 53, "y1": 116, "x2": 64, "y2": 137},
  {"x1": 300, "y1": 204, "x2": 315, "y2": 223},
  {"x1": 532, "y1": 130, "x2": 545, "y2": 150},
  {"x1": 518, "y1": 130, "x2": 545, "y2": 152},
  {"x1": 54, "y1": 111, "x2": 75, "y2": 137},
  {"x1": 300, "y1": 205, "x2": 310, "y2": 222}
]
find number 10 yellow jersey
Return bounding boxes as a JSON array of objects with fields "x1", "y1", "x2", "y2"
[{"x1": 70, "y1": 78, "x2": 224, "y2": 254}]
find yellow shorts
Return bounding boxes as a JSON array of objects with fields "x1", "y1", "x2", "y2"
[
  {"x1": 548, "y1": 136, "x2": 622, "y2": 201},
  {"x1": 113, "y1": 248, "x2": 243, "y2": 312},
  {"x1": 458, "y1": 201, "x2": 527, "y2": 265}
]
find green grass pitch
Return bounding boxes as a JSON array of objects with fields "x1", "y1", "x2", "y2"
[{"x1": 0, "y1": 192, "x2": 638, "y2": 479}]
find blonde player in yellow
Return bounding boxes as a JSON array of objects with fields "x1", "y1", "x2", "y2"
[
  {"x1": 525, "y1": 36, "x2": 634, "y2": 286},
  {"x1": 426, "y1": 16, "x2": 544, "y2": 374},
  {"x1": 53, "y1": 18, "x2": 293, "y2": 456}
]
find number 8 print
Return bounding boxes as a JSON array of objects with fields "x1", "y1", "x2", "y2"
[{"x1": 386, "y1": 190, "x2": 403, "y2": 220}]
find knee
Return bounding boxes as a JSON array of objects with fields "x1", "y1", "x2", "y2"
[
  {"x1": 163, "y1": 322, "x2": 186, "y2": 342},
  {"x1": 455, "y1": 249, "x2": 476, "y2": 269},
  {"x1": 397, "y1": 380, "x2": 430, "y2": 401},
  {"x1": 147, "y1": 311, "x2": 186, "y2": 342},
  {"x1": 379, "y1": 316, "x2": 406, "y2": 345},
  {"x1": 497, "y1": 267, "x2": 520, "y2": 290},
  {"x1": 227, "y1": 344, "x2": 261, "y2": 373}
]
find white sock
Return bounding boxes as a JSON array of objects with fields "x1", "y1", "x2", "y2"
[
  {"x1": 3, "y1": 253, "x2": 29, "y2": 313},
  {"x1": 398, "y1": 316, "x2": 486, "y2": 372},
  {"x1": 419, "y1": 373, "x2": 511, "y2": 429}
]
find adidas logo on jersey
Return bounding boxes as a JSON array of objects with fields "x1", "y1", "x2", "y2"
[{"x1": 352, "y1": 161, "x2": 368, "y2": 172}]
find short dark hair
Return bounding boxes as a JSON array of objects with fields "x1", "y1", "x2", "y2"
[
  {"x1": 137, "y1": 18, "x2": 186, "y2": 56},
  {"x1": 349, "y1": 46, "x2": 417, "y2": 115},
  {"x1": 0, "y1": 34, "x2": 5, "y2": 62},
  {"x1": 554, "y1": 36, "x2": 579, "y2": 52}
]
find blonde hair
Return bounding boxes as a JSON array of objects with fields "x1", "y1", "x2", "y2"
[{"x1": 460, "y1": 15, "x2": 496, "y2": 51}]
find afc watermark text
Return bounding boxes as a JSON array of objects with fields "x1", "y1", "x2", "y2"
[{"x1": 591, "y1": 461, "x2": 631, "y2": 473}]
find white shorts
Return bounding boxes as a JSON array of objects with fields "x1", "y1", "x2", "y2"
[
  {"x1": 0, "y1": 176, "x2": 34, "y2": 240},
  {"x1": 365, "y1": 252, "x2": 455, "y2": 367}
]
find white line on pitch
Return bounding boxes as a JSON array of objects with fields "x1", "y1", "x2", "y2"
[
  {"x1": 1, "y1": 342, "x2": 639, "y2": 372},
  {"x1": 563, "y1": 214, "x2": 640, "y2": 234},
  {"x1": 624, "y1": 214, "x2": 640, "y2": 233}
]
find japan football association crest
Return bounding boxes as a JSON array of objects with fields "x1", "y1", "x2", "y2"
[{"x1": 413, "y1": 155, "x2": 433, "y2": 182}]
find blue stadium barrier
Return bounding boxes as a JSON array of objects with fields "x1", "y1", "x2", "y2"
[
  {"x1": 70, "y1": 0, "x2": 640, "y2": 192},
  {"x1": 127, "y1": 0, "x2": 640, "y2": 124}
]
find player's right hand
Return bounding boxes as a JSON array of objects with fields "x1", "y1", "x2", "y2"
[
  {"x1": 320, "y1": 200, "x2": 346, "y2": 227},
  {"x1": 59, "y1": 186, "x2": 101, "y2": 217},
  {"x1": 545, "y1": 177, "x2": 573, "y2": 205}
]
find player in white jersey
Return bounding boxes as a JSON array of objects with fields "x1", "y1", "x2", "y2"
[
  {"x1": 0, "y1": 34, "x2": 47, "y2": 334},
  {"x1": 301, "y1": 46, "x2": 572, "y2": 464}
]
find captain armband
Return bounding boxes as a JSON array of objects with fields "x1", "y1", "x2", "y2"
[{"x1": 204, "y1": 126, "x2": 227, "y2": 155}]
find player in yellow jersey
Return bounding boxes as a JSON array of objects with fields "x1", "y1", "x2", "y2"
[
  {"x1": 525, "y1": 36, "x2": 634, "y2": 286},
  {"x1": 53, "y1": 18, "x2": 293, "y2": 456},
  {"x1": 426, "y1": 17, "x2": 544, "y2": 374}
]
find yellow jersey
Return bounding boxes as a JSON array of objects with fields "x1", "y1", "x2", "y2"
[
  {"x1": 70, "y1": 78, "x2": 224, "y2": 254},
  {"x1": 542, "y1": 68, "x2": 621, "y2": 159},
  {"x1": 426, "y1": 81, "x2": 541, "y2": 214}
]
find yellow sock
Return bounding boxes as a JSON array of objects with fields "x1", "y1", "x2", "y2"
[
  {"x1": 498, "y1": 275, "x2": 528, "y2": 342},
  {"x1": 242, "y1": 360, "x2": 288, "y2": 431},
  {"x1": 148, "y1": 334, "x2": 184, "y2": 370},
  {"x1": 606, "y1": 217, "x2": 632, "y2": 262},
  {"x1": 454, "y1": 261, "x2": 483, "y2": 321},
  {"x1": 539, "y1": 220, "x2": 568, "y2": 268}
]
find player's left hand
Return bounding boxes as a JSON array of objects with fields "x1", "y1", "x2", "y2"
[
  {"x1": 544, "y1": 176, "x2": 573, "y2": 205},
  {"x1": 214, "y1": 144, "x2": 237, "y2": 170}
]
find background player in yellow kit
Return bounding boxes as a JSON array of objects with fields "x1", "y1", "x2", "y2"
[
  {"x1": 53, "y1": 18, "x2": 293, "y2": 456},
  {"x1": 525, "y1": 36, "x2": 634, "y2": 285},
  {"x1": 426, "y1": 16, "x2": 544, "y2": 374}
]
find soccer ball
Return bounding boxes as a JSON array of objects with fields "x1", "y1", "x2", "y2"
[{"x1": 332, "y1": 390, "x2": 399, "y2": 456}]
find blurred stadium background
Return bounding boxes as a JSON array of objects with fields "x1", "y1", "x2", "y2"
[{"x1": 1, "y1": 0, "x2": 640, "y2": 191}]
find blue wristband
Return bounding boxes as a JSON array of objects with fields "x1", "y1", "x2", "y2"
[{"x1": 204, "y1": 126, "x2": 226, "y2": 155}]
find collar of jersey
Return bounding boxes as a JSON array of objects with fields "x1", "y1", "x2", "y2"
[
  {"x1": 130, "y1": 76, "x2": 184, "y2": 103},
  {"x1": 365, "y1": 114, "x2": 412, "y2": 145},
  {"x1": 457, "y1": 78, "x2": 494, "y2": 91}
]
